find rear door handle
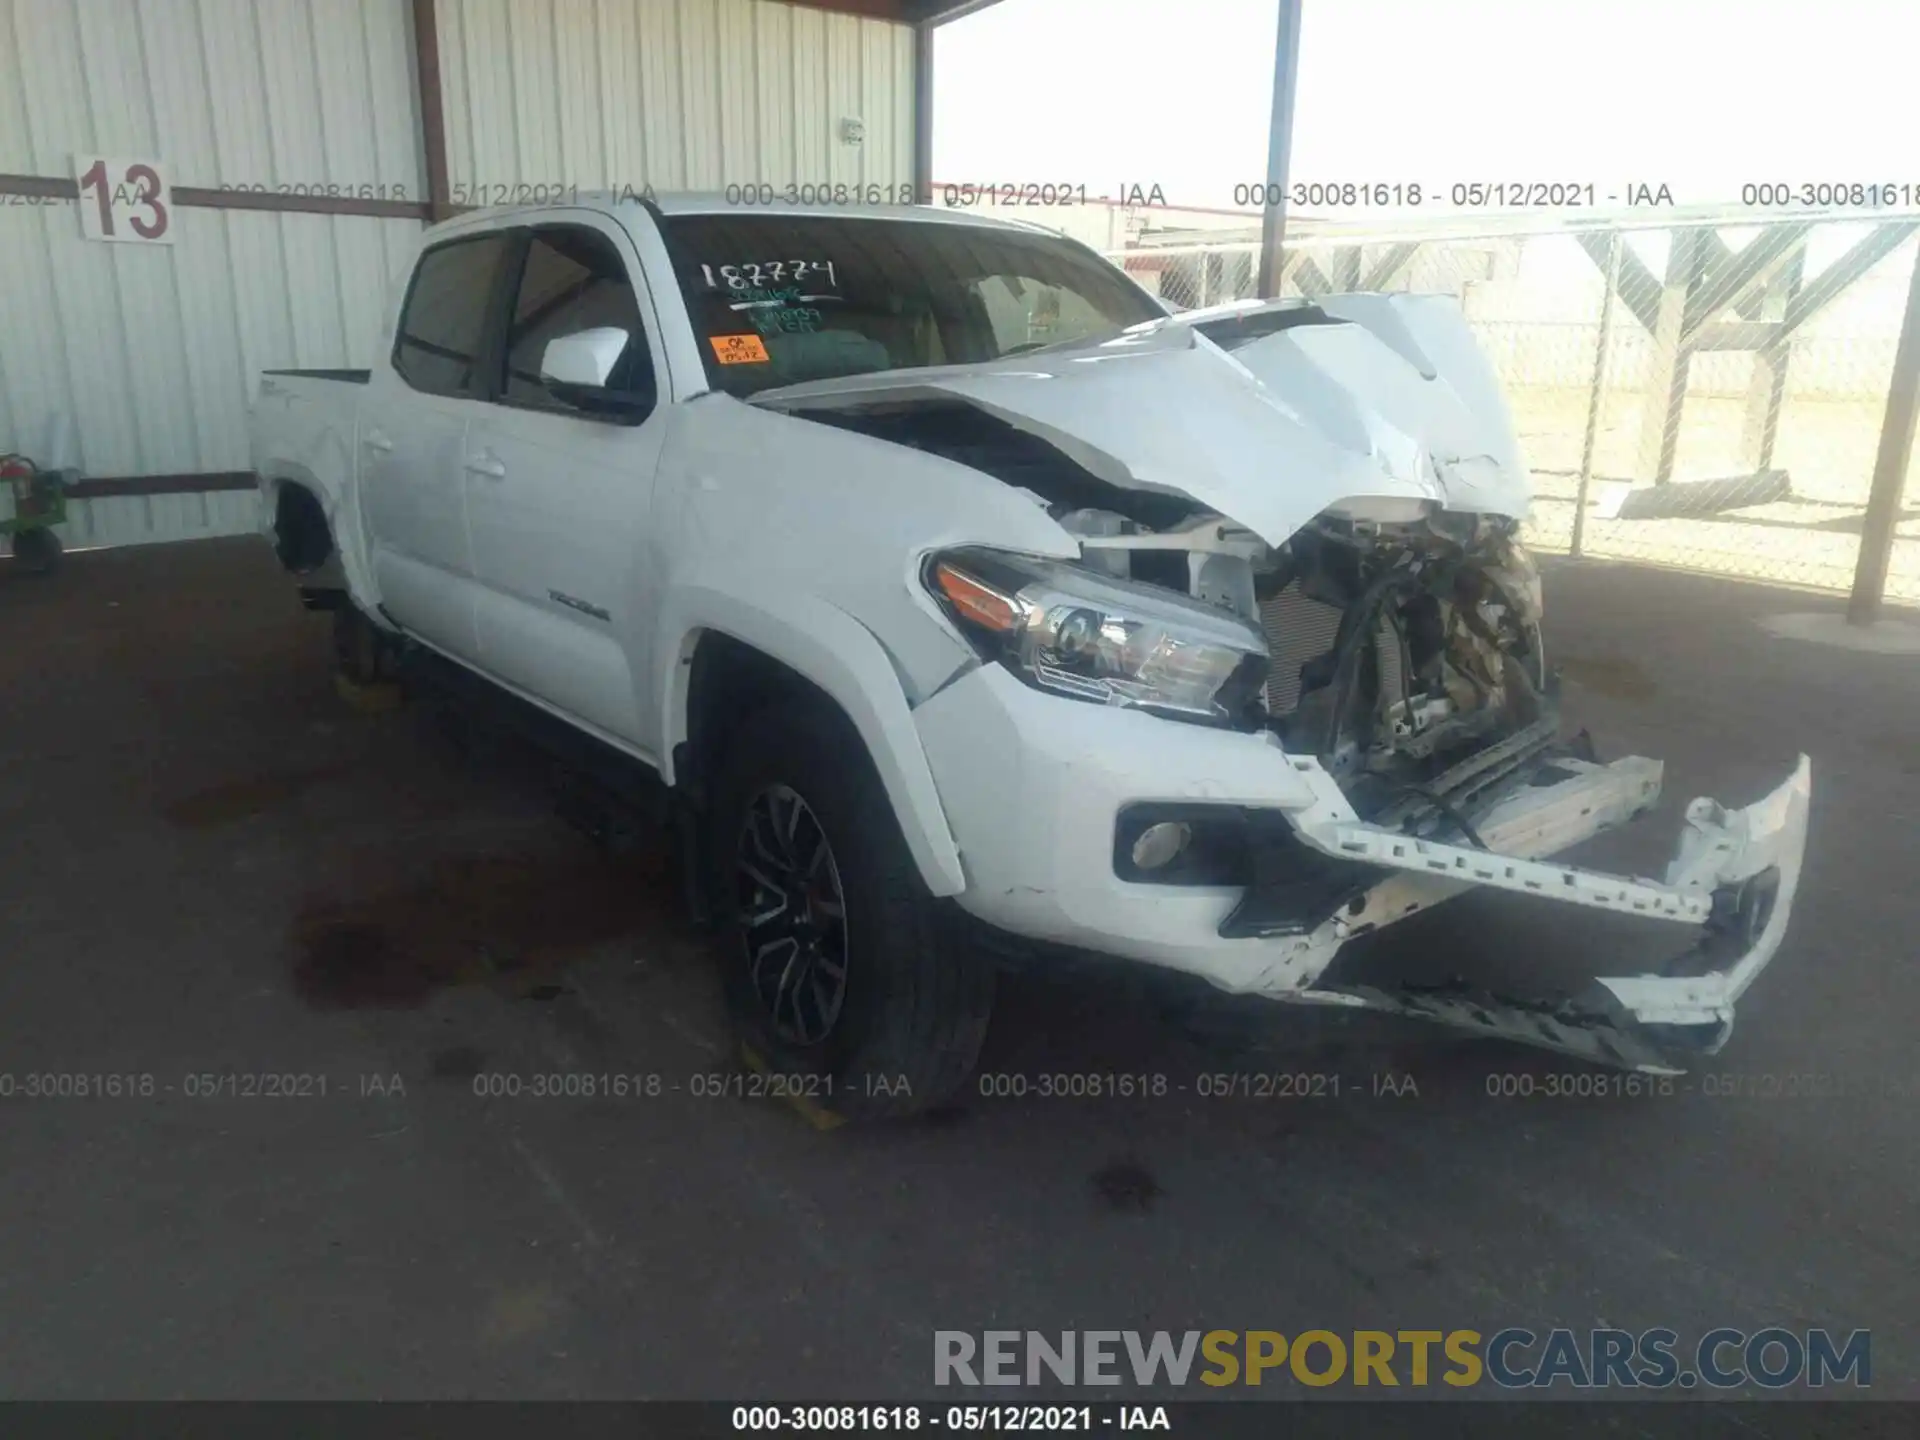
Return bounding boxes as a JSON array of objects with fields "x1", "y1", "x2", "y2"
[
  {"x1": 463, "y1": 451, "x2": 507, "y2": 479},
  {"x1": 362, "y1": 429, "x2": 393, "y2": 453}
]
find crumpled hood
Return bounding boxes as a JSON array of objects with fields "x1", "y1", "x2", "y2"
[{"x1": 748, "y1": 292, "x2": 1532, "y2": 547}]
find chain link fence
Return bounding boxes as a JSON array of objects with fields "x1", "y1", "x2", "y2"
[{"x1": 1110, "y1": 215, "x2": 1920, "y2": 601}]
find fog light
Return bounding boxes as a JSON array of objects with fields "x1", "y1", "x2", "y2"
[{"x1": 1130, "y1": 821, "x2": 1192, "y2": 871}]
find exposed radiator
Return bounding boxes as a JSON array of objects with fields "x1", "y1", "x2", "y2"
[{"x1": 1259, "y1": 582, "x2": 1402, "y2": 717}]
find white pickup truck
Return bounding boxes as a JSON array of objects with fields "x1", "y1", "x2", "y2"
[{"x1": 251, "y1": 192, "x2": 1810, "y2": 1116}]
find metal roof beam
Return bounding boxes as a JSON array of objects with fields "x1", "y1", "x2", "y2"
[
  {"x1": 780, "y1": 1, "x2": 913, "y2": 21},
  {"x1": 1681, "y1": 222, "x2": 1811, "y2": 342},
  {"x1": 1780, "y1": 221, "x2": 1920, "y2": 342},
  {"x1": 901, "y1": 0, "x2": 1008, "y2": 23},
  {"x1": 1577, "y1": 231, "x2": 1662, "y2": 334},
  {"x1": 1360, "y1": 242, "x2": 1420, "y2": 292},
  {"x1": 782, "y1": 0, "x2": 1007, "y2": 24}
]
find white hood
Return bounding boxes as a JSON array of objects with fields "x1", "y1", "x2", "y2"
[{"x1": 749, "y1": 292, "x2": 1533, "y2": 547}]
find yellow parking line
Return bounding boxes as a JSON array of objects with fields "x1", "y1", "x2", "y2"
[
  {"x1": 739, "y1": 1043, "x2": 845, "y2": 1132},
  {"x1": 334, "y1": 673, "x2": 403, "y2": 713}
]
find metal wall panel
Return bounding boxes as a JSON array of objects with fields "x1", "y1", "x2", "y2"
[
  {"x1": 0, "y1": 0, "x2": 918, "y2": 552},
  {"x1": 0, "y1": 0, "x2": 424, "y2": 547},
  {"x1": 437, "y1": 0, "x2": 916, "y2": 196}
]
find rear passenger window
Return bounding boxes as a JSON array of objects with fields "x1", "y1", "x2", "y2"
[
  {"x1": 501, "y1": 227, "x2": 655, "y2": 420},
  {"x1": 392, "y1": 235, "x2": 510, "y2": 397}
]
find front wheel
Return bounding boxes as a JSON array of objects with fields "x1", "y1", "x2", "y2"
[{"x1": 706, "y1": 702, "x2": 995, "y2": 1119}]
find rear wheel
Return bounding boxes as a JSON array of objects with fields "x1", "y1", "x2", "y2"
[
  {"x1": 9, "y1": 528, "x2": 61, "y2": 575},
  {"x1": 706, "y1": 702, "x2": 995, "y2": 1118}
]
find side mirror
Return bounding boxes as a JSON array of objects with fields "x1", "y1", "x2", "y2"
[
  {"x1": 538, "y1": 328, "x2": 653, "y2": 422},
  {"x1": 540, "y1": 327, "x2": 630, "y2": 388}
]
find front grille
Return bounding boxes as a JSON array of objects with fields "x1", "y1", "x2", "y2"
[{"x1": 1259, "y1": 582, "x2": 1402, "y2": 716}]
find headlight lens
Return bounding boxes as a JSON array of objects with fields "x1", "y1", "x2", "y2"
[{"x1": 927, "y1": 547, "x2": 1269, "y2": 724}]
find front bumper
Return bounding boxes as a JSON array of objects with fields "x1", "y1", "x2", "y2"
[{"x1": 913, "y1": 663, "x2": 1811, "y2": 1071}]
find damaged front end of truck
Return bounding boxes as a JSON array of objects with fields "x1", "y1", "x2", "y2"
[
  {"x1": 1214, "y1": 497, "x2": 1810, "y2": 1073},
  {"x1": 753, "y1": 289, "x2": 1812, "y2": 1073}
]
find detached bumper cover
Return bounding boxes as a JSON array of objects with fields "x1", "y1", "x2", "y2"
[
  {"x1": 1598, "y1": 756, "x2": 1812, "y2": 1031},
  {"x1": 1290, "y1": 754, "x2": 1813, "y2": 1071}
]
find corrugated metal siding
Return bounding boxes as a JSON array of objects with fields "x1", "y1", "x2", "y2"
[
  {"x1": 0, "y1": 0, "x2": 423, "y2": 547},
  {"x1": 0, "y1": 0, "x2": 918, "y2": 552},
  {"x1": 437, "y1": 0, "x2": 914, "y2": 197}
]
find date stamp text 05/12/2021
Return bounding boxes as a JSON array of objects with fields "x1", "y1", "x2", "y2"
[{"x1": 7, "y1": 1066, "x2": 1917, "y2": 1103}]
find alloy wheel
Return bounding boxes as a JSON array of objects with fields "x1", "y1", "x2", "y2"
[{"x1": 734, "y1": 783, "x2": 849, "y2": 1045}]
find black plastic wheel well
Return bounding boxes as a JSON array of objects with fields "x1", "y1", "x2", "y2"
[
  {"x1": 678, "y1": 631, "x2": 861, "y2": 808},
  {"x1": 272, "y1": 483, "x2": 334, "y2": 573}
]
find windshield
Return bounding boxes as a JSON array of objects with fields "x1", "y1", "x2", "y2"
[{"x1": 657, "y1": 212, "x2": 1166, "y2": 398}]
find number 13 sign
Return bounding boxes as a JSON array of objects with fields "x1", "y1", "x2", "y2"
[{"x1": 73, "y1": 155, "x2": 174, "y2": 244}]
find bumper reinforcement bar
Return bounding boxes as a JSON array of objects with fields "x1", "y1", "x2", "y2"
[{"x1": 1288, "y1": 754, "x2": 1812, "y2": 1071}]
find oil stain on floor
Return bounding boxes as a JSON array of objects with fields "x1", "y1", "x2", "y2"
[
  {"x1": 1090, "y1": 1159, "x2": 1164, "y2": 1214},
  {"x1": 291, "y1": 851, "x2": 666, "y2": 1009}
]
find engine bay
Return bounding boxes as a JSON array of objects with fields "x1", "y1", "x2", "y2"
[
  {"x1": 789, "y1": 395, "x2": 1558, "y2": 833},
  {"x1": 1057, "y1": 502, "x2": 1559, "y2": 832}
]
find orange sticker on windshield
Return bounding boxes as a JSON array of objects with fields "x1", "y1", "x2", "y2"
[{"x1": 710, "y1": 334, "x2": 770, "y2": 365}]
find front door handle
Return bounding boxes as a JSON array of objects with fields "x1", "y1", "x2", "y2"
[
  {"x1": 463, "y1": 452, "x2": 507, "y2": 479},
  {"x1": 363, "y1": 429, "x2": 394, "y2": 453}
]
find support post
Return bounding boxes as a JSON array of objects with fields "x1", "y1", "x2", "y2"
[
  {"x1": 1328, "y1": 245, "x2": 1361, "y2": 293},
  {"x1": 1256, "y1": 0, "x2": 1302, "y2": 301},
  {"x1": 1635, "y1": 228, "x2": 1703, "y2": 486},
  {"x1": 1848, "y1": 237, "x2": 1920, "y2": 626},
  {"x1": 1360, "y1": 241, "x2": 1420, "y2": 292},
  {"x1": 1572, "y1": 230, "x2": 1622, "y2": 559},
  {"x1": 1738, "y1": 247, "x2": 1802, "y2": 472},
  {"x1": 411, "y1": 0, "x2": 452, "y2": 222},
  {"x1": 913, "y1": 21, "x2": 935, "y2": 202}
]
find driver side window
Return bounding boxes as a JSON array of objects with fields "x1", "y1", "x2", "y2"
[{"x1": 500, "y1": 227, "x2": 655, "y2": 420}]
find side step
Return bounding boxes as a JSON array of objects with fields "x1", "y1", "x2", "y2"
[{"x1": 398, "y1": 642, "x2": 677, "y2": 851}]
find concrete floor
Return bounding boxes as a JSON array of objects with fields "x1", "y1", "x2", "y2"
[{"x1": 0, "y1": 537, "x2": 1915, "y2": 1403}]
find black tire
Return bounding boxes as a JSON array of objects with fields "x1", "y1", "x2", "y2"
[
  {"x1": 706, "y1": 701, "x2": 995, "y2": 1119},
  {"x1": 332, "y1": 604, "x2": 395, "y2": 684},
  {"x1": 9, "y1": 528, "x2": 61, "y2": 575}
]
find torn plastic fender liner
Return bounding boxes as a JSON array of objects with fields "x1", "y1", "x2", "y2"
[{"x1": 1288, "y1": 755, "x2": 1813, "y2": 1061}]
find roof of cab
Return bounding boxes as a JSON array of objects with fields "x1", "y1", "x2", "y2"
[{"x1": 425, "y1": 188, "x2": 1058, "y2": 241}]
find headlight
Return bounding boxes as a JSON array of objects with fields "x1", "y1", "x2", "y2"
[{"x1": 926, "y1": 547, "x2": 1269, "y2": 725}]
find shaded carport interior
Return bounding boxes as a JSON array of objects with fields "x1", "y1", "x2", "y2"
[
  {"x1": 2, "y1": 0, "x2": 1918, "y2": 1409},
  {"x1": 0, "y1": 531, "x2": 1916, "y2": 1399}
]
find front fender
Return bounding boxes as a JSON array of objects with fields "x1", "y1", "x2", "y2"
[{"x1": 655, "y1": 579, "x2": 969, "y2": 898}]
